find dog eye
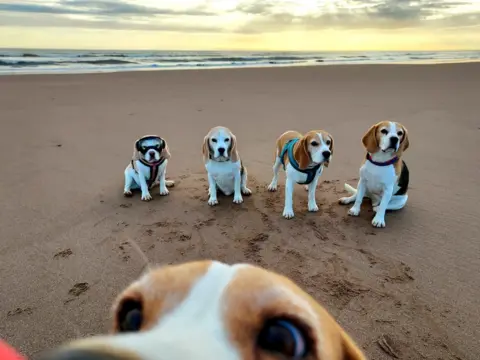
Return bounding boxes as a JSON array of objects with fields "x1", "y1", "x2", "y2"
[
  {"x1": 397, "y1": 131, "x2": 403, "y2": 136},
  {"x1": 225, "y1": 138, "x2": 230, "y2": 142},
  {"x1": 211, "y1": 138, "x2": 217, "y2": 143},
  {"x1": 310, "y1": 141, "x2": 319, "y2": 147},
  {"x1": 258, "y1": 319, "x2": 309, "y2": 358},
  {"x1": 116, "y1": 298, "x2": 143, "y2": 333},
  {"x1": 326, "y1": 140, "x2": 331, "y2": 146},
  {"x1": 381, "y1": 129, "x2": 388, "y2": 135}
]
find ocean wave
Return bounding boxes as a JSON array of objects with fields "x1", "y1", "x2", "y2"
[{"x1": 0, "y1": 59, "x2": 138, "y2": 67}]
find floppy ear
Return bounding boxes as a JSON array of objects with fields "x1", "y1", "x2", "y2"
[
  {"x1": 229, "y1": 133, "x2": 239, "y2": 162},
  {"x1": 340, "y1": 329, "x2": 367, "y2": 360},
  {"x1": 132, "y1": 139, "x2": 142, "y2": 160},
  {"x1": 399, "y1": 125, "x2": 409, "y2": 154},
  {"x1": 294, "y1": 135, "x2": 310, "y2": 169},
  {"x1": 362, "y1": 124, "x2": 379, "y2": 154},
  {"x1": 161, "y1": 140, "x2": 171, "y2": 160},
  {"x1": 324, "y1": 134, "x2": 334, "y2": 168},
  {"x1": 202, "y1": 135, "x2": 211, "y2": 162}
]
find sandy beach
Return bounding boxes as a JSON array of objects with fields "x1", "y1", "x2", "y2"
[{"x1": 0, "y1": 63, "x2": 479, "y2": 359}]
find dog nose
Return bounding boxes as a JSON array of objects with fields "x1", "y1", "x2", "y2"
[
  {"x1": 322, "y1": 151, "x2": 331, "y2": 160},
  {"x1": 390, "y1": 137, "x2": 399, "y2": 146},
  {"x1": 218, "y1": 147, "x2": 225, "y2": 155},
  {"x1": 149, "y1": 150, "x2": 156, "y2": 156},
  {"x1": 38, "y1": 348, "x2": 128, "y2": 360}
]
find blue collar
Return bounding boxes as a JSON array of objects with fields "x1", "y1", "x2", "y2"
[
  {"x1": 366, "y1": 153, "x2": 398, "y2": 166},
  {"x1": 280, "y1": 138, "x2": 321, "y2": 185}
]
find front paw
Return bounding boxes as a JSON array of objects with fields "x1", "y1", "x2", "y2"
[
  {"x1": 241, "y1": 187, "x2": 252, "y2": 196},
  {"x1": 267, "y1": 183, "x2": 277, "y2": 192},
  {"x1": 372, "y1": 215, "x2": 386, "y2": 228},
  {"x1": 208, "y1": 197, "x2": 218, "y2": 206},
  {"x1": 308, "y1": 202, "x2": 319, "y2": 212},
  {"x1": 348, "y1": 206, "x2": 360, "y2": 216},
  {"x1": 283, "y1": 208, "x2": 295, "y2": 219},
  {"x1": 159, "y1": 188, "x2": 169, "y2": 196},
  {"x1": 124, "y1": 190, "x2": 133, "y2": 197},
  {"x1": 233, "y1": 195, "x2": 244, "y2": 204},
  {"x1": 141, "y1": 192, "x2": 153, "y2": 201},
  {"x1": 339, "y1": 197, "x2": 353, "y2": 205}
]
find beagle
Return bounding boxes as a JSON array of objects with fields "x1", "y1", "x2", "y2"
[
  {"x1": 40, "y1": 260, "x2": 366, "y2": 360},
  {"x1": 339, "y1": 121, "x2": 410, "y2": 228},
  {"x1": 268, "y1": 130, "x2": 334, "y2": 219},
  {"x1": 124, "y1": 135, "x2": 174, "y2": 201},
  {"x1": 202, "y1": 126, "x2": 251, "y2": 206}
]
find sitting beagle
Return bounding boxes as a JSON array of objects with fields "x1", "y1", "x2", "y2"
[
  {"x1": 39, "y1": 260, "x2": 366, "y2": 360},
  {"x1": 339, "y1": 121, "x2": 410, "y2": 228},
  {"x1": 268, "y1": 130, "x2": 334, "y2": 219},
  {"x1": 124, "y1": 135, "x2": 174, "y2": 201},
  {"x1": 203, "y1": 126, "x2": 251, "y2": 206}
]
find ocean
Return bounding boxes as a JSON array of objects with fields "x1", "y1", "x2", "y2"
[{"x1": 0, "y1": 49, "x2": 479, "y2": 75}]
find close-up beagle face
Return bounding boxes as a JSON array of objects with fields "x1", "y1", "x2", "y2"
[
  {"x1": 40, "y1": 261, "x2": 365, "y2": 360},
  {"x1": 301, "y1": 131, "x2": 334, "y2": 168},
  {"x1": 362, "y1": 121, "x2": 409, "y2": 155},
  {"x1": 135, "y1": 136, "x2": 165, "y2": 163},
  {"x1": 203, "y1": 126, "x2": 237, "y2": 162}
]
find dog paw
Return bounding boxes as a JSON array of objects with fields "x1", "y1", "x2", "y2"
[
  {"x1": 304, "y1": 185, "x2": 309, "y2": 191},
  {"x1": 348, "y1": 206, "x2": 360, "y2": 216},
  {"x1": 208, "y1": 198, "x2": 218, "y2": 206},
  {"x1": 233, "y1": 196, "x2": 244, "y2": 204},
  {"x1": 241, "y1": 187, "x2": 252, "y2": 196},
  {"x1": 283, "y1": 208, "x2": 295, "y2": 219},
  {"x1": 372, "y1": 215, "x2": 386, "y2": 228},
  {"x1": 123, "y1": 190, "x2": 133, "y2": 197},
  {"x1": 339, "y1": 197, "x2": 353, "y2": 205},
  {"x1": 159, "y1": 188, "x2": 169, "y2": 196},
  {"x1": 308, "y1": 203, "x2": 319, "y2": 212},
  {"x1": 141, "y1": 193, "x2": 153, "y2": 201},
  {"x1": 267, "y1": 183, "x2": 278, "y2": 192}
]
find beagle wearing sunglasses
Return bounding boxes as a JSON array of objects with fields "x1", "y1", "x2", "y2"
[
  {"x1": 202, "y1": 126, "x2": 251, "y2": 206},
  {"x1": 124, "y1": 135, "x2": 174, "y2": 201},
  {"x1": 40, "y1": 260, "x2": 366, "y2": 360},
  {"x1": 268, "y1": 130, "x2": 334, "y2": 219},
  {"x1": 339, "y1": 121, "x2": 410, "y2": 228}
]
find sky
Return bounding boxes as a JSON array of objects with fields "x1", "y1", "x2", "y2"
[{"x1": 0, "y1": 0, "x2": 479, "y2": 51}]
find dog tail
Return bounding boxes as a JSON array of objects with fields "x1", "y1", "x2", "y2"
[
  {"x1": 344, "y1": 183, "x2": 357, "y2": 194},
  {"x1": 165, "y1": 180, "x2": 175, "y2": 188}
]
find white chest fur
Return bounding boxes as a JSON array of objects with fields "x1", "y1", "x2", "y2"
[
  {"x1": 360, "y1": 161, "x2": 399, "y2": 195},
  {"x1": 205, "y1": 160, "x2": 241, "y2": 195}
]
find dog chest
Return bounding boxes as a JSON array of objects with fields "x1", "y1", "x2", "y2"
[
  {"x1": 361, "y1": 162, "x2": 397, "y2": 194},
  {"x1": 206, "y1": 161, "x2": 240, "y2": 194}
]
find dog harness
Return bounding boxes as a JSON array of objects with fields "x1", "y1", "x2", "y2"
[
  {"x1": 366, "y1": 153, "x2": 399, "y2": 166},
  {"x1": 280, "y1": 138, "x2": 321, "y2": 185},
  {"x1": 131, "y1": 157, "x2": 166, "y2": 189}
]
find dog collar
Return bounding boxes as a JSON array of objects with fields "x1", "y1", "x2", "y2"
[
  {"x1": 280, "y1": 138, "x2": 321, "y2": 185},
  {"x1": 132, "y1": 158, "x2": 166, "y2": 189},
  {"x1": 366, "y1": 153, "x2": 398, "y2": 166}
]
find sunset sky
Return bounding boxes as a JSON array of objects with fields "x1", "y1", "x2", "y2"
[{"x1": 0, "y1": 0, "x2": 479, "y2": 51}]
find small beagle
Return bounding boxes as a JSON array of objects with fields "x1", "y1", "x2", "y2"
[
  {"x1": 202, "y1": 126, "x2": 251, "y2": 206},
  {"x1": 40, "y1": 260, "x2": 366, "y2": 360},
  {"x1": 339, "y1": 121, "x2": 410, "y2": 228},
  {"x1": 268, "y1": 130, "x2": 334, "y2": 219},
  {"x1": 124, "y1": 135, "x2": 174, "y2": 201}
]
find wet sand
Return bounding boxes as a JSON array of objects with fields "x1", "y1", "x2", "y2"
[{"x1": 0, "y1": 63, "x2": 479, "y2": 359}]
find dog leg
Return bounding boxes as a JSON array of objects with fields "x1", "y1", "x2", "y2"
[
  {"x1": 233, "y1": 168, "x2": 243, "y2": 204},
  {"x1": 137, "y1": 171, "x2": 152, "y2": 201},
  {"x1": 124, "y1": 169, "x2": 134, "y2": 197},
  {"x1": 283, "y1": 177, "x2": 295, "y2": 219},
  {"x1": 207, "y1": 173, "x2": 218, "y2": 206},
  {"x1": 307, "y1": 175, "x2": 321, "y2": 212},
  {"x1": 348, "y1": 178, "x2": 366, "y2": 216},
  {"x1": 267, "y1": 157, "x2": 281, "y2": 192},
  {"x1": 241, "y1": 167, "x2": 252, "y2": 196},
  {"x1": 158, "y1": 163, "x2": 170, "y2": 196},
  {"x1": 372, "y1": 185, "x2": 394, "y2": 228},
  {"x1": 339, "y1": 183, "x2": 357, "y2": 205}
]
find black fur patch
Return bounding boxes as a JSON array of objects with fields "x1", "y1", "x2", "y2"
[{"x1": 395, "y1": 160, "x2": 409, "y2": 195}]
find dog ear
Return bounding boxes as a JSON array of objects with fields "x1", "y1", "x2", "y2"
[
  {"x1": 133, "y1": 139, "x2": 142, "y2": 160},
  {"x1": 161, "y1": 140, "x2": 171, "y2": 160},
  {"x1": 362, "y1": 124, "x2": 379, "y2": 154},
  {"x1": 295, "y1": 135, "x2": 310, "y2": 169},
  {"x1": 229, "y1": 133, "x2": 239, "y2": 162},
  {"x1": 324, "y1": 134, "x2": 334, "y2": 168},
  {"x1": 202, "y1": 135, "x2": 211, "y2": 162},
  {"x1": 399, "y1": 125, "x2": 409, "y2": 154}
]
